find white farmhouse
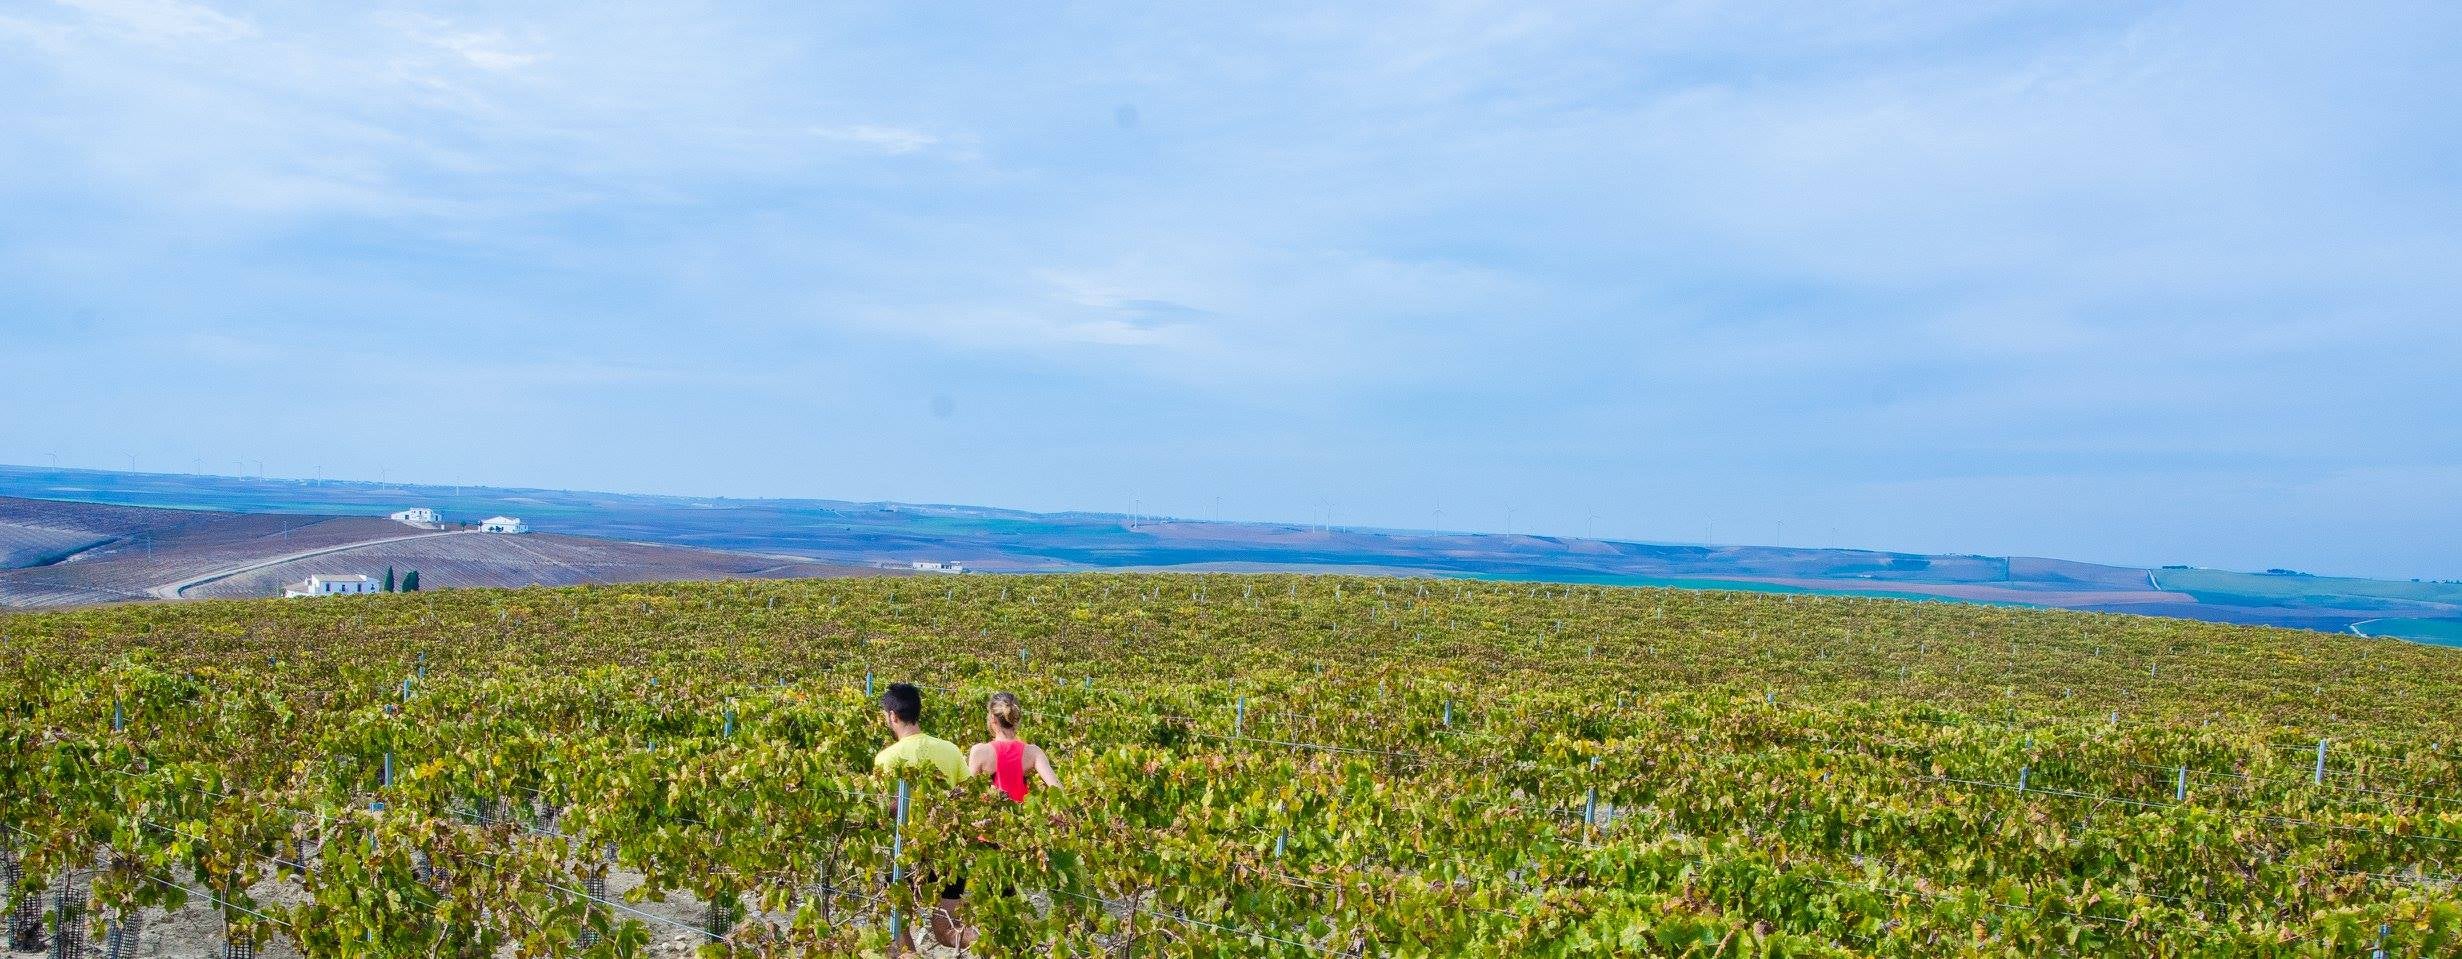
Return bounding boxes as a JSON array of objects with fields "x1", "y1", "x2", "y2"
[
  {"x1": 479, "y1": 516, "x2": 528, "y2": 534},
  {"x1": 284, "y1": 574, "x2": 378, "y2": 598},
  {"x1": 390, "y1": 507, "x2": 441, "y2": 527},
  {"x1": 910, "y1": 560, "x2": 966, "y2": 574}
]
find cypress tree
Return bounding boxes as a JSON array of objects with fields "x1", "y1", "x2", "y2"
[
  {"x1": 403, "y1": 570, "x2": 420, "y2": 592},
  {"x1": 384, "y1": 567, "x2": 396, "y2": 592}
]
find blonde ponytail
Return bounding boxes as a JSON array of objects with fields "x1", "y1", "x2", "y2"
[{"x1": 988, "y1": 691, "x2": 1023, "y2": 731}]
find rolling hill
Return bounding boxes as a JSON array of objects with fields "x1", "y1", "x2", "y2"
[
  {"x1": 0, "y1": 494, "x2": 890, "y2": 608},
  {"x1": 0, "y1": 464, "x2": 2454, "y2": 643}
]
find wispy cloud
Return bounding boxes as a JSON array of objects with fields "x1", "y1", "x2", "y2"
[
  {"x1": 53, "y1": 0, "x2": 254, "y2": 44},
  {"x1": 811, "y1": 124, "x2": 939, "y2": 155},
  {"x1": 426, "y1": 29, "x2": 545, "y2": 72}
]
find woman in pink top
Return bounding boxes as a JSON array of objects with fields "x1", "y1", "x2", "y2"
[{"x1": 969, "y1": 691, "x2": 1061, "y2": 802}]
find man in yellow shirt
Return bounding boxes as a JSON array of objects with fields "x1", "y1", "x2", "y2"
[
  {"x1": 874, "y1": 681, "x2": 968, "y2": 781},
  {"x1": 873, "y1": 681, "x2": 968, "y2": 955}
]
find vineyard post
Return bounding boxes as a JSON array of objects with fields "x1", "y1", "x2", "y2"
[
  {"x1": 220, "y1": 909, "x2": 252, "y2": 959},
  {"x1": 867, "y1": 672, "x2": 875, "y2": 698},
  {"x1": 111, "y1": 699, "x2": 122, "y2": 732},
  {"x1": 1442, "y1": 701, "x2": 1451, "y2": 727},
  {"x1": 49, "y1": 881, "x2": 84, "y2": 959},
  {"x1": 1235, "y1": 698, "x2": 1245, "y2": 738},
  {"x1": 374, "y1": 752, "x2": 392, "y2": 812},
  {"x1": 102, "y1": 906, "x2": 135, "y2": 959},
  {"x1": 2373, "y1": 922, "x2": 2389, "y2": 959},
  {"x1": 4, "y1": 851, "x2": 38, "y2": 951},
  {"x1": 2313, "y1": 739, "x2": 2328, "y2": 785},
  {"x1": 2018, "y1": 766, "x2": 2029, "y2": 794},
  {"x1": 1583, "y1": 755, "x2": 1599, "y2": 834},
  {"x1": 2175, "y1": 766, "x2": 2188, "y2": 802},
  {"x1": 886, "y1": 780, "x2": 910, "y2": 955}
]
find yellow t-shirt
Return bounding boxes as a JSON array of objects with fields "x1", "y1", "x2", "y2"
[{"x1": 874, "y1": 733, "x2": 968, "y2": 782}]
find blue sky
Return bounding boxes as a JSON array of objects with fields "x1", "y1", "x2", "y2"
[{"x1": 2, "y1": 1, "x2": 2457, "y2": 579}]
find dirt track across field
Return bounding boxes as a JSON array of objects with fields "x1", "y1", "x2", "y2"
[{"x1": 151, "y1": 528, "x2": 472, "y2": 599}]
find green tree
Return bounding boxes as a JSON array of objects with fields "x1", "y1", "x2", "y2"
[
  {"x1": 402, "y1": 570, "x2": 420, "y2": 592},
  {"x1": 383, "y1": 567, "x2": 396, "y2": 592}
]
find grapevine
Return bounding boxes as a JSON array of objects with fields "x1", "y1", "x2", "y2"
[{"x1": 1, "y1": 574, "x2": 2458, "y2": 956}]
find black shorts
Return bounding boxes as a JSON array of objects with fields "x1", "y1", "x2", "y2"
[
  {"x1": 920, "y1": 869, "x2": 1009, "y2": 901},
  {"x1": 921, "y1": 867, "x2": 964, "y2": 900}
]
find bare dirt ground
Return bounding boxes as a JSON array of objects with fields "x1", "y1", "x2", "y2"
[
  {"x1": 0, "y1": 492, "x2": 898, "y2": 610},
  {"x1": 8, "y1": 864, "x2": 986, "y2": 959}
]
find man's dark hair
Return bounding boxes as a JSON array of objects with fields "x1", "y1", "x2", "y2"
[{"x1": 880, "y1": 682, "x2": 923, "y2": 724}]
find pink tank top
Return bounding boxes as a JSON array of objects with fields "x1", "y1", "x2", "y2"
[{"x1": 993, "y1": 740, "x2": 1031, "y2": 803}]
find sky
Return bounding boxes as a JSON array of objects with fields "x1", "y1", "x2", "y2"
[{"x1": 2, "y1": 1, "x2": 2458, "y2": 580}]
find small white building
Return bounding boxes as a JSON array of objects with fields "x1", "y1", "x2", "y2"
[
  {"x1": 479, "y1": 516, "x2": 528, "y2": 534},
  {"x1": 390, "y1": 507, "x2": 441, "y2": 527},
  {"x1": 910, "y1": 560, "x2": 966, "y2": 574},
  {"x1": 285, "y1": 574, "x2": 378, "y2": 598}
]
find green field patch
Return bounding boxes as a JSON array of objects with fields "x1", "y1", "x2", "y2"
[
  {"x1": 2154, "y1": 566, "x2": 2462, "y2": 609},
  {"x1": 2352, "y1": 617, "x2": 2462, "y2": 647}
]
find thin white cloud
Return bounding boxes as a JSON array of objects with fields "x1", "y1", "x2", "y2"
[
  {"x1": 53, "y1": 0, "x2": 253, "y2": 44},
  {"x1": 427, "y1": 29, "x2": 546, "y2": 72},
  {"x1": 865, "y1": 300, "x2": 1204, "y2": 355},
  {"x1": 810, "y1": 124, "x2": 939, "y2": 155},
  {"x1": 1056, "y1": 317, "x2": 1182, "y2": 346}
]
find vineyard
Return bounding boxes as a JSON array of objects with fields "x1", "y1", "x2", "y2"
[{"x1": 4, "y1": 574, "x2": 2460, "y2": 957}]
